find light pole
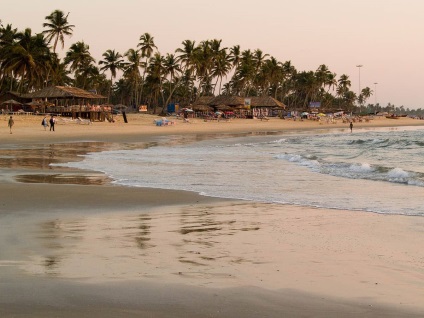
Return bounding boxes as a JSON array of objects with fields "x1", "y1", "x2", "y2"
[
  {"x1": 356, "y1": 65, "x2": 363, "y2": 96},
  {"x1": 356, "y1": 65, "x2": 363, "y2": 113},
  {"x1": 374, "y1": 82, "x2": 378, "y2": 105}
]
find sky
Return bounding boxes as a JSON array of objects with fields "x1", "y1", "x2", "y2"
[{"x1": 2, "y1": 0, "x2": 424, "y2": 109}]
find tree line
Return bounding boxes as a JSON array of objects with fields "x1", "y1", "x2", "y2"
[{"x1": 1, "y1": 9, "x2": 421, "y2": 115}]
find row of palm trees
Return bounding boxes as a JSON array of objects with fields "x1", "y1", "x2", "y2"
[{"x1": 0, "y1": 9, "x2": 374, "y2": 114}]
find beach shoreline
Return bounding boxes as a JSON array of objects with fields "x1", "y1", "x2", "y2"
[{"x1": 1, "y1": 114, "x2": 423, "y2": 317}]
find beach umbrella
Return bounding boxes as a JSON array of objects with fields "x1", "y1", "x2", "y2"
[
  {"x1": 318, "y1": 113, "x2": 326, "y2": 117},
  {"x1": 2, "y1": 99, "x2": 22, "y2": 105},
  {"x1": 2, "y1": 99, "x2": 22, "y2": 111},
  {"x1": 301, "y1": 112, "x2": 309, "y2": 116}
]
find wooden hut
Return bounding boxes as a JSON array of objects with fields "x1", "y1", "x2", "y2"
[
  {"x1": 23, "y1": 86, "x2": 107, "y2": 121},
  {"x1": 206, "y1": 95, "x2": 285, "y2": 118}
]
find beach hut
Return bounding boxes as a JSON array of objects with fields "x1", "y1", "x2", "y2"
[
  {"x1": 22, "y1": 86, "x2": 107, "y2": 120},
  {"x1": 23, "y1": 86, "x2": 106, "y2": 104},
  {"x1": 1, "y1": 99, "x2": 22, "y2": 112}
]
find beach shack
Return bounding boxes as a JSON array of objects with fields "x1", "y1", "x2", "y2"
[
  {"x1": 203, "y1": 95, "x2": 285, "y2": 118},
  {"x1": 22, "y1": 86, "x2": 108, "y2": 121}
]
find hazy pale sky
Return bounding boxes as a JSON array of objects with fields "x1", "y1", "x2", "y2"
[{"x1": 2, "y1": 0, "x2": 424, "y2": 109}]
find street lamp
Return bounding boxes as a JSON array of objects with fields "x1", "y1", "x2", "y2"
[
  {"x1": 374, "y1": 82, "x2": 378, "y2": 105},
  {"x1": 356, "y1": 65, "x2": 363, "y2": 96},
  {"x1": 356, "y1": 65, "x2": 363, "y2": 113}
]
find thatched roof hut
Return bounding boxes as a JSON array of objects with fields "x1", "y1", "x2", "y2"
[
  {"x1": 193, "y1": 96, "x2": 215, "y2": 105},
  {"x1": 23, "y1": 86, "x2": 106, "y2": 100},
  {"x1": 250, "y1": 96, "x2": 285, "y2": 108},
  {"x1": 208, "y1": 95, "x2": 245, "y2": 107},
  {"x1": 192, "y1": 104, "x2": 213, "y2": 112},
  {"x1": 206, "y1": 95, "x2": 285, "y2": 109}
]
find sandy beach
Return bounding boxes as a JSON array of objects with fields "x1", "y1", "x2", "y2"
[{"x1": 1, "y1": 113, "x2": 424, "y2": 317}]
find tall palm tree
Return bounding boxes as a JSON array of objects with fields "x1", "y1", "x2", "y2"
[
  {"x1": 49, "y1": 57, "x2": 72, "y2": 86},
  {"x1": 99, "y1": 49, "x2": 125, "y2": 103},
  {"x1": 138, "y1": 33, "x2": 157, "y2": 103},
  {"x1": 145, "y1": 52, "x2": 165, "y2": 113},
  {"x1": 64, "y1": 41, "x2": 95, "y2": 88},
  {"x1": 161, "y1": 53, "x2": 181, "y2": 112},
  {"x1": 212, "y1": 49, "x2": 231, "y2": 95},
  {"x1": 336, "y1": 74, "x2": 351, "y2": 101},
  {"x1": 175, "y1": 39, "x2": 198, "y2": 75},
  {"x1": 1, "y1": 28, "x2": 51, "y2": 92},
  {"x1": 0, "y1": 23, "x2": 19, "y2": 90},
  {"x1": 42, "y1": 10, "x2": 74, "y2": 53},
  {"x1": 358, "y1": 86, "x2": 372, "y2": 112},
  {"x1": 124, "y1": 48, "x2": 142, "y2": 107}
]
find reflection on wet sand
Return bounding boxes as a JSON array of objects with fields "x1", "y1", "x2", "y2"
[
  {"x1": 20, "y1": 203, "x2": 263, "y2": 286},
  {"x1": 134, "y1": 216, "x2": 153, "y2": 249},
  {"x1": 26, "y1": 219, "x2": 87, "y2": 276},
  {"x1": 16, "y1": 174, "x2": 111, "y2": 185}
]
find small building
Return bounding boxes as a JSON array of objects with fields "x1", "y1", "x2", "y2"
[
  {"x1": 22, "y1": 86, "x2": 108, "y2": 121},
  {"x1": 193, "y1": 95, "x2": 285, "y2": 118}
]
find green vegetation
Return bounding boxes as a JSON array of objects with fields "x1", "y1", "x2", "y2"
[{"x1": 0, "y1": 11, "x2": 421, "y2": 115}]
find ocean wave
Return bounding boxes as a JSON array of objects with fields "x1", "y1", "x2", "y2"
[{"x1": 276, "y1": 153, "x2": 423, "y2": 187}]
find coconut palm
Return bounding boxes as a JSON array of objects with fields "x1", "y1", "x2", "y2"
[
  {"x1": 145, "y1": 52, "x2": 165, "y2": 113},
  {"x1": 0, "y1": 23, "x2": 20, "y2": 90},
  {"x1": 48, "y1": 55, "x2": 72, "y2": 86},
  {"x1": 99, "y1": 49, "x2": 125, "y2": 103},
  {"x1": 260, "y1": 56, "x2": 282, "y2": 98},
  {"x1": 175, "y1": 39, "x2": 198, "y2": 74},
  {"x1": 42, "y1": 10, "x2": 74, "y2": 53},
  {"x1": 336, "y1": 74, "x2": 351, "y2": 98},
  {"x1": 138, "y1": 33, "x2": 157, "y2": 103},
  {"x1": 64, "y1": 41, "x2": 95, "y2": 74},
  {"x1": 358, "y1": 86, "x2": 372, "y2": 113},
  {"x1": 161, "y1": 53, "x2": 181, "y2": 113},
  {"x1": 124, "y1": 48, "x2": 142, "y2": 107},
  {"x1": 212, "y1": 49, "x2": 231, "y2": 95},
  {"x1": 64, "y1": 41, "x2": 95, "y2": 89},
  {"x1": 1, "y1": 28, "x2": 51, "y2": 91}
]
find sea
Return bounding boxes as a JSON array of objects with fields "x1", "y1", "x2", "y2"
[{"x1": 57, "y1": 126, "x2": 424, "y2": 217}]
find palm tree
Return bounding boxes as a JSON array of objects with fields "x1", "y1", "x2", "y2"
[
  {"x1": 175, "y1": 39, "x2": 198, "y2": 74},
  {"x1": 161, "y1": 53, "x2": 181, "y2": 113},
  {"x1": 48, "y1": 54, "x2": 72, "y2": 86},
  {"x1": 336, "y1": 74, "x2": 351, "y2": 101},
  {"x1": 138, "y1": 32, "x2": 157, "y2": 103},
  {"x1": 1, "y1": 28, "x2": 51, "y2": 92},
  {"x1": 42, "y1": 10, "x2": 74, "y2": 53},
  {"x1": 64, "y1": 41, "x2": 95, "y2": 88},
  {"x1": 212, "y1": 49, "x2": 231, "y2": 95},
  {"x1": 260, "y1": 56, "x2": 282, "y2": 98},
  {"x1": 124, "y1": 48, "x2": 142, "y2": 107},
  {"x1": 145, "y1": 52, "x2": 165, "y2": 113},
  {"x1": 99, "y1": 49, "x2": 125, "y2": 103},
  {"x1": 358, "y1": 86, "x2": 372, "y2": 113},
  {"x1": 0, "y1": 23, "x2": 19, "y2": 90}
]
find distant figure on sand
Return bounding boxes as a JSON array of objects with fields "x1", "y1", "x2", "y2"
[
  {"x1": 349, "y1": 122, "x2": 353, "y2": 132},
  {"x1": 42, "y1": 116, "x2": 48, "y2": 130},
  {"x1": 8, "y1": 116, "x2": 14, "y2": 134},
  {"x1": 49, "y1": 115, "x2": 55, "y2": 131}
]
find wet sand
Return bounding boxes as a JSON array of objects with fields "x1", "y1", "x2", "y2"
[{"x1": 1, "y1": 114, "x2": 424, "y2": 317}]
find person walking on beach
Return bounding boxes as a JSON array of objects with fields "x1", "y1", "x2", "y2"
[
  {"x1": 42, "y1": 116, "x2": 48, "y2": 131},
  {"x1": 8, "y1": 115, "x2": 14, "y2": 134},
  {"x1": 49, "y1": 115, "x2": 55, "y2": 131},
  {"x1": 349, "y1": 121, "x2": 353, "y2": 133}
]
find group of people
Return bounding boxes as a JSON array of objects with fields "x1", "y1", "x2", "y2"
[
  {"x1": 7, "y1": 115, "x2": 56, "y2": 134},
  {"x1": 41, "y1": 115, "x2": 56, "y2": 131}
]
